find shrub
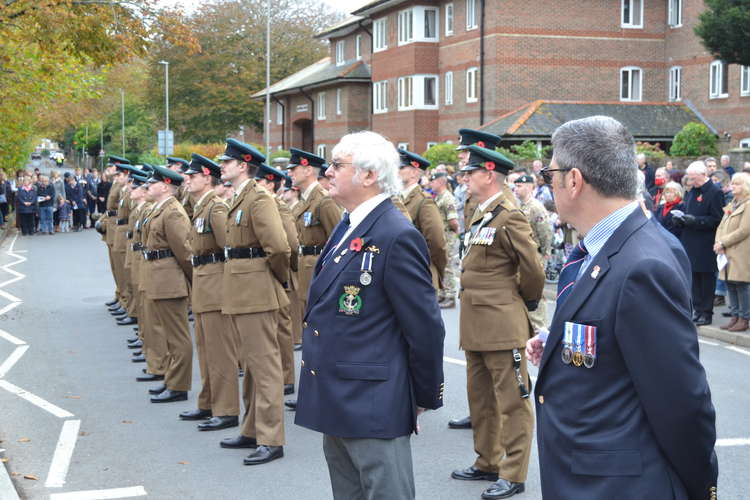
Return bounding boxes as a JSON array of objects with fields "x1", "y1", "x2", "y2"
[
  {"x1": 670, "y1": 123, "x2": 718, "y2": 157},
  {"x1": 423, "y1": 143, "x2": 458, "y2": 167},
  {"x1": 498, "y1": 140, "x2": 551, "y2": 162},
  {"x1": 635, "y1": 142, "x2": 667, "y2": 159}
]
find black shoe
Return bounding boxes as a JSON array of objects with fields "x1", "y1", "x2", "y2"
[
  {"x1": 284, "y1": 384, "x2": 294, "y2": 395},
  {"x1": 243, "y1": 445, "x2": 283, "y2": 465},
  {"x1": 448, "y1": 416, "x2": 472, "y2": 429},
  {"x1": 136, "y1": 373, "x2": 164, "y2": 382},
  {"x1": 149, "y1": 383, "x2": 167, "y2": 395},
  {"x1": 110, "y1": 307, "x2": 126, "y2": 316},
  {"x1": 142, "y1": 368, "x2": 148, "y2": 374},
  {"x1": 482, "y1": 479, "x2": 525, "y2": 499},
  {"x1": 127, "y1": 337, "x2": 139, "y2": 344},
  {"x1": 150, "y1": 389, "x2": 188, "y2": 403},
  {"x1": 293, "y1": 344, "x2": 302, "y2": 352},
  {"x1": 132, "y1": 355, "x2": 145, "y2": 363},
  {"x1": 113, "y1": 312, "x2": 128, "y2": 319},
  {"x1": 451, "y1": 466, "x2": 499, "y2": 482},
  {"x1": 284, "y1": 399, "x2": 297, "y2": 410},
  {"x1": 714, "y1": 295, "x2": 726, "y2": 306},
  {"x1": 695, "y1": 314, "x2": 713, "y2": 326},
  {"x1": 117, "y1": 317, "x2": 137, "y2": 326},
  {"x1": 198, "y1": 416, "x2": 239, "y2": 431},
  {"x1": 220, "y1": 435, "x2": 257, "y2": 449},
  {"x1": 108, "y1": 303, "x2": 122, "y2": 312},
  {"x1": 180, "y1": 408, "x2": 212, "y2": 420},
  {"x1": 132, "y1": 350, "x2": 142, "y2": 356},
  {"x1": 128, "y1": 340, "x2": 143, "y2": 349},
  {"x1": 105, "y1": 298, "x2": 119, "y2": 307},
  {"x1": 722, "y1": 312, "x2": 733, "y2": 318}
]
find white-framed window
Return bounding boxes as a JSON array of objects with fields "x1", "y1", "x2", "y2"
[
  {"x1": 373, "y1": 80, "x2": 388, "y2": 113},
  {"x1": 336, "y1": 40, "x2": 345, "y2": 66},
  {"x1": 397, "y1": 75, "x2": 439, "y2": 110},
  {"x1": 668, "y1": 0, "x2": 682, "y2": 27},
  {"x1": 740, "y1": 138, "x2": 750, "y2": 148},
  {"x1": 397, "y1": 142, "x2": 410, "y2": 151},
  {"x1": 445, "y1": 71, "x2": 453, "y2": 105},
  {"x1": 336, "y1": 88, "x2": 342, "y2": 115},
  {"x1": 466, "y1": 0, "x2": 477, "y2": 30},
  {"x1": 398, "y1": 9, "x2": 413, "y2": 44},
  {"x1": 398, "y1": 7, "x2": 438, "y2": 45},
  {"x1": 466, "y1": 67, "x2": 478, "y2": 103},
  {"x1": 276, "y1": 102, "x2": 283, "y2": 124},
  {"x1": 669, "y1": 66, "x2": 681, "y2": 102},
  {"x1": 621, "y1": 0, "x2": 643, "y2": 28},
  {"x1": 620, "y1": 66, "x2": 642, "y2": 101},
  {"x1": 316, "y1": 144, "x2": 326, "y2": 159},
  {"x1": 355, "y1": 35, "x2": 362, "y2": 60},
  {"x1": 741, "y1": 66, "x2": 750, "y2": 97},
  {"x1": 710, "y1": 61, "x2": 728, "y2": 98},
  {"x1": 373, "y1": 18, "x2": 388, "y2": 52},
  {"x1": 426, "y1": 141, "x2": 438, "y2": 150},
  {"x1": 445, "y1": 3, "x2": 454, "y2": 36},
  {"x1": 317, "y1": 92, "x2": 326, "y2": 120},
  {"x1": 423, "y1": 7, "x2": 438, "y2": 40}
]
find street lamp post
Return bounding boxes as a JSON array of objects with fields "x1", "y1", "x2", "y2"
[
  {"x1": 159, "y1": 60, "x2": 170, "y2": 135},
  {"x1": 265, "y1": 0, "x2": 271, "y2": 156},
  {"x1": 120, "y1": 89, "x2": 125, "y2": 155}
]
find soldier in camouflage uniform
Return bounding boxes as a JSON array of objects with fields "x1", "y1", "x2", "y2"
[
  {"x1": 430, "y1": 171, "x2": 460, "y2": 308},
  {"x1": 513, "y1": 174, "x2": 552, "y2": 334}
]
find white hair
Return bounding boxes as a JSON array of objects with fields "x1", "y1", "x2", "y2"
[
  {"x1": 636, "y1": 153, "x2": 646, "y2": 161},
  {"x1": 331, "y1": 131, "x2": 401, "y2": 195},
  {"x1": 686, "y1": 161, "x2": 708, "y2": 176},
  {"x1": 721, "y1": 154, "x2": 730, "y2": 161}
]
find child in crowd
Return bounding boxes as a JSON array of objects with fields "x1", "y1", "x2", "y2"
[{"x1": 57, "y1": 195, "x2": 72, "y2": 232}]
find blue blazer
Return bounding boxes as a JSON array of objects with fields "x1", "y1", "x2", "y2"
[
  {"x1": 535, "y1": 209, "x2": 717, "y2": 500},
  {"x1": 295, "y1": 198, "x2": 445, "y2": 439}
]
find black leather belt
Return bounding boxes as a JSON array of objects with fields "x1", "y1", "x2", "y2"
[
  {"x1": 299, "y1": 245, "x2": 324, "y2": 256},
  {"x1": 143, "y1": 249, "x2": 175, "y2": 261},
  {"x1": 192, "y1": 252, "x2": 225, "y2": 267},
  {"x1": 107, "y1": 210, "x2": 117, "y2": 216},
  {"x1": 224, "y1": 247, "x2": 266, "y2": 260},
  {"x1": 117, "y1": 219, "x2": 128, "y2": 225},
  {"x1": 131, "y1": 242, "x2": 143, "y2": 252},
  {"x1": 126, "y1": 231, "x2": 133, "y2": 239}
]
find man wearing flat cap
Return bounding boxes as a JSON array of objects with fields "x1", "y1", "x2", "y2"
[
  {"x1": 450, "y1": 146, "x2": 545, "y2": 500},
  {"x1": 217, "y1": 138, "x2": 290, "y2": 465},
  {"x1": 141, "y1": 165, "x2": 194, "y2": 403},
  {"x1": 167, "y1": 157, "x2": 194, "y2": 219},
  {"x1": 398, "y1": 149, "x2": 447, "y2": 290},
  {"x1": 177, "y1": 154, "x2": 239, "y2": 431}
]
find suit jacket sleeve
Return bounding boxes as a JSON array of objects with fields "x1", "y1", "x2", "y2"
[
  {"x1": 164, "y1": 208, "x2": 193, "y2": 283},
  {"x1": 691, "y1": 186, "x2": 724, "y2": 231},
  {"x1": 209, "y1": 202, "x2": 228, "y2": 249},
  {"x1": 501, "y1": 210, "x2": 546, "y2": 302},
  {"x1": 319, "y1": 197, "x2": 343, "y2": 236},
  {"x1": 616, "y1": 258, "x2": 717, "y2": 499},
  {"x1": 417, "y1": 199, "x2": 447, "y2": 280},
  {"x1": 250, "y1": 192, "x2": 291, "y2": 285},
  {"x1": 383, "y1": 228, "x2": 445, "y2": 410}
]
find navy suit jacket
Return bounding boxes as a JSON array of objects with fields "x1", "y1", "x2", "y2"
[
  {"x1": 295, "y1": 198, "x2": 445, "y2": 439},
  {"x1": 535, "y1": 209, "x2": 717, "y2": 500}
]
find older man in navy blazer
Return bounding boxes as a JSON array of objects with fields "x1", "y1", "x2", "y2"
[
  {"x1": 295, "y1": 131, "x2": 445, "y2": 499},
  {"x1": 526, "y1": 116, "x2": 718, "y2": 500}
]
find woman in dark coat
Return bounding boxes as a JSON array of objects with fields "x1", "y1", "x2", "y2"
[
  {"x1": 96, "y1": 173, "x2": 111, "y2": 214},
  {"x1": 16, "y1": 176, "x2": 37, "y2": 236},
  {"x1": 64, "y1": 175, "x2": 86, "y2": 231},
  {"x1": 655, "y1": 181, "x2": 686, "y2": 239}
]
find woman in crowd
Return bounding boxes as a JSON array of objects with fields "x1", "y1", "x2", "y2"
[
  {"x1": 86, "y1": 168, "x2": 100, "y2": 228},
  {"x1": 16, "y1": 176, "x2": 37, "y2": 236},
  {"x1": 0, "y1": 171, "x2": 11, "y2": 228},
  {"x1": 714, "y1": 173, "x2": 750, "y2": 332},
  {"x1": 51, "y1": 170, "x2": 66, "y2": 232},
  {"x1": 36, "y1": 175, "x2": 56, "y2": 234},
  {"x1": 652, "y1": 167, "x2": 668, "y2": 205},
  {"x1": 96, "y1": 172, "x2": 111, "y2": 214},
  {"x1": 655, "y1": 181, "x2": 685, "y2": 238},
  {"x1": 64, "y1": 174, "x2": 87, "y2": 232}
]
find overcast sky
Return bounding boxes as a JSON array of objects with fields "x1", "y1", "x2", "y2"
[{"x1": 156, "y1": 0, "x2": 368, "y2": 15}]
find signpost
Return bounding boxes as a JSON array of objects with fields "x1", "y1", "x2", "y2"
[{"x1": 158, "y1": 130, "x2": 174, "y2": 156}]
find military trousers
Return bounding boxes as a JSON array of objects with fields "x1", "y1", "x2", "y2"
[
  {"x1": 465, "y1": 349, "x2": 533, "y2": 483},
  {"x1": 278, "y1": 297, "x2": 295, "y2": 386},
  {"x1": 195, "y1": 310, "x2": 239, "y2": 416},
  {"x1": 439, "y1": 232, "x2": 460, "y2": 301},
  {"x1": 232, "y1": 310, "x2": 285, "y2": 446},
  {"x1": 111, "y1": 249, "x2": 129, "y2": 311},
  {"x1": 152, "y1": 297, "x2": 192, "y2": 392},
  {"x1": 106, "y1": 243, "x2": 120, "y2": 301}
]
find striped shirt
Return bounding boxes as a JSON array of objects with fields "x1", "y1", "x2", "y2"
[{"x1": 577, "y1": 201, "x2": 639, "y2": 279}]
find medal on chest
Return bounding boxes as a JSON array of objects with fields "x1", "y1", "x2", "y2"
[
  {"x1": 338, "y1": 285, "x2": 363, "y2": 316},
  {"x1": 562, "y1": 322, "x2": 597, "y2": 369},
  {"x1": 359, "y1": 250, "x2": 374, "y2": 286},
  {"x1": 235, "y1": 209, "x2": 243, "y2": 225},
  {"x1": 303, "y1": 211, "x2": 313, "y2": 227}
]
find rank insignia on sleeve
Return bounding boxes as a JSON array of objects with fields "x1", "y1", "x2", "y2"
[{"x1": 338, "y1": 285, "x2": 363, "y2": 316}]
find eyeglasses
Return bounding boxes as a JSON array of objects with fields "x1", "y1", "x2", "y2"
[
  {"x1": 329, "y1": 160, "x2": 353, "y2": 170},
  {"x1": 540, "y1": 167, "x2": 572, "y2": 184}
]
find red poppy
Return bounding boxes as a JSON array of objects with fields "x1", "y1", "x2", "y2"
[
  {"x1": 477, "y1": 141, "x2": 485, "y2": 148},
  {"x1": 300, "y1": 157, "x2": 309, "y2": 166},
  {"x1": 243, "y1": 154, "x2": 252, "y2": 162},
  {"x1": 349, "y1": 238, "x2": 364, "y2": 252},
  {"x1": 697, "y1": 195, "x2": 703, "y2": 203},
  {"x1": 164, "y1": 177, "x2": 172, "y2": 184},
  {"x1": 485, "y1": 161, "x2": 495, "y2": 171},
  {"x1": 202, "y1": 167, "x2": 210, "y2": 176},
  {"x1": 266, "y1": 174, "x2": 274, "y2": 180},
  {"x1": 411, "y1": 160, "x2": 420, "y2": 168}
]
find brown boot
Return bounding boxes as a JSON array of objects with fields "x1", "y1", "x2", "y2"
[
  {"x1": 720, "y1": 317, "x2": 739, "y2": 330},
  {"x1": 728, "y1": 318, "x2": 749, "y2": 332}
]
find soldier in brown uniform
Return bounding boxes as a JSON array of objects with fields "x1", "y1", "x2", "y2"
[
  {"x1": 450, "y1": 146, "x2": 545, "y2": 500},
  {"x1": 167, "y1": 157, "x2": 194, "y2": 219},
  {"x1": 216, "y1": 139, "x2": 290, "y2": 466},
  {"x1": 256, "y1": 164, "x2": 299, "y2": 396},
  {"x1": 125, "y1": 171, "x2": 151, "y2": 364},
  {"x1": 141, "y1": 165, "x2": 194, "y2": 403},
  {"x1": 105, "y1": 161, "x2": 131, "y2": 316},
  {"x1": 113, "y1": 169, "x2": 138, "y2": 326},
  {"x1": 103, "y1": 156, "x2": 130, "y2": 311},
  {"x1": 177, "y1": 154, "x2": 240, "y2": 431},
  {"x1": 398, "y1": 149, "x2": 447, "y2": 290}
]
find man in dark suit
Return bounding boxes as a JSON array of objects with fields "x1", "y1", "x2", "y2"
[
  {"x1": 673, "y1": 161, "x2": 725, "y2": 326},
  {"x1": 527, "y1": 116, "x2": 718, "y2": 500},
  {"x1": 295, "y1": 131, "x2": 445, "y2": 499}
]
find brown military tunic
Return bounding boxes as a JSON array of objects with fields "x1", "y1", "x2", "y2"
[
  {"x1": 104, "y1": 182, "x2": 123, "y2": 299},
  {"x1": 138, "y1": 202, "x2": 167, "y2": 376},
  {"x1": 124, "y1": 199, "x2": 144, "y2": 319},
  {"x1": 113, "y1": 188, "x2": 134, "y2": 314},
  {"x1": 179, "y1": 184, "x2": 194, "y2": 219},
  {"x1": 402, "y1": 184, "x2": 447, "y2": 289},
  {"x1": 460, "y1": 190, "x2": 545, "y2": 482},
  {"x1": 223, "y1": 178, "x2": 290, "y2": 446},
  {"x1": 143, "y1": 196, "x2": 193, "y2": 392},
  {"x1": 189, "y1": 190, "x2": 238, "y2": 417},
  {"x1": 391, "y1": 195, "x2": 412, "y2": 222},
  {"x1": 274, "y1": 196, "x2": 300, "y2": 387}
]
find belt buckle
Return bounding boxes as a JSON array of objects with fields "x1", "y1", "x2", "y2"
[
  {"x1": 298, "y1": 245, "x2": 304, "y2": 254},
  {"x1": 191, "y1": 256, "x2": 198, "y2": 266},
  {"x1": 224, "y1": 247, "x2": 230, "y2": 259}
]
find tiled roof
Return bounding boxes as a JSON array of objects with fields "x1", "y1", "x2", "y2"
[
  {"x1": 315, "y1": 16, "x2": 363, "y2": 39},
  {"x1": 252, "y1": 58, "x2": 371, "y2": 98},
  {"x1": 480, "y1": 100, "x2": 714, "y2": 141}
]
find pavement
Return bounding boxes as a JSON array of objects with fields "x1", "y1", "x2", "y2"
[{"x1": 0, "y1": 229, "x2": 748, "y2": 500}]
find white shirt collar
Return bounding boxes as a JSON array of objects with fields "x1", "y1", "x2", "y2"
[
  {"x1": 401, "y1": 182, "x2": 420, "y2": 198},
  {"x1": 478, "y1": 190, "x2": 504, "y2": 212},
  {"x1": 331, "y1": 193, "x2": 389, "y2": 253},
  {"x1": 302, "y1": 181, "x2": 319, "y2": 201}
]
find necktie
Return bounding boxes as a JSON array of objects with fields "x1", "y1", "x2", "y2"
[
  {"x1": 320, "y1": 212, "x2": 350, "y2": 267},
  {"x1": 556, "y1": 241, "x2": 588, "y2": 307}
]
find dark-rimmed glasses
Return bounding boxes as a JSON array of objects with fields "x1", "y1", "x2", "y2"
[
  {"x1": 540, "y1": 167, "x2": 572, "y2": 184},
  {"x1": 329, "y1": 160, "x2": 353, "y2": 170}
]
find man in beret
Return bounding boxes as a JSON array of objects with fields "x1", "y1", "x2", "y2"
[
  {"x1": 106, "y1": 162, "x2": 136, "y2": 319},
  {"x1": 167, "y1": 157, "x2": 194, "y2": 219},
  {"x1": 141, "y1": 165, "x2": 194, "y2": 403},
  {"x1": 398, "y1": 149, "x2": 447, "y2": 291},
  {"x1": 430, "y1": 171, "x2": 460, "y2": 308},
  {"x1": 450, "y1": 146, "x2": 544, "y2": 500},
  {"x1": 126, "y1": 174, "x2": 152, "y2": 364},
  {"x1": 217, "y1": 138, "x2": 290, "y2": 465}
]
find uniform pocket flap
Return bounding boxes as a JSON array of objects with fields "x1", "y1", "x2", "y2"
[
  {"x1": 471, "y1": 289, "x2": 514, "y2": 305},
  {"x1": 335, "y1": 362, "x2": 389, "y2": 381},
  {"x1": 229, "y1": 258, "x2": 266, "y2": 274},
  {"x1": 570, "y1": 449, "x2": 642, "y2": 476}
]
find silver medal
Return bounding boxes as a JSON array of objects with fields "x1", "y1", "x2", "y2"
[{"x1": 359, "y1": 272, "x2": 372, "y2": 286}]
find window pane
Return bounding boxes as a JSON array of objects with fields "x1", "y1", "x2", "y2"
[
  {"x1": 633, "y1": 0, "x2": 641, "y2": 25},
  {"x1": 424, "y1": 77, "x2": 436, "y2": 105},
  {"x1": 446, "y1": 4, "x2": 453, "y2": 34},
  {"x1": 633, "y1": 69, "x2": 641, "y2": 100},
  {"x1": 621, "y1": 70, "x2": 630, "y2": 99},
  {"x1": 721, "y1": 62, "x2": 728, "y2": 94},
  {"x1": 425, "y1": 10, "x2": 436, "y2": 38},
  {"x1": 623, "y1": 0, "x2": 630, "y2": 25}
]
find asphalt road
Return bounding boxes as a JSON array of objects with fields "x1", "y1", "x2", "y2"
[{"x1": 0, "y1": 230, "x2": 748, "y2": 500}]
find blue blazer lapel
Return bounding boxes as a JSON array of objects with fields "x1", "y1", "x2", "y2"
[
  {"x1": 538, "y1": 208, "x2": 650, "y2": 373},
  {"x1": 305, "y1": 198, "x2": 393, "y2": 315}
]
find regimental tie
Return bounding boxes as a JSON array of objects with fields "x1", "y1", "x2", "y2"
[
  {"x1": 320, "y1": 212, "x2": 350, "y2": 267},
  {"x1": 556, "y1": 241, "x2": 588, "y2": 307}
]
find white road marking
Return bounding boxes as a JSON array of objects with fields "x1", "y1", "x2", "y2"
[
  {"x1": 698, "y1": 339, "x2": 720, "y2": 346},
  {"x1": 0, "y1": 328, "x2": 26, "y2": 346},
  {"x1": 45, "y1": 419, "x2": 81, "y2": 488},
  {"x1": 0, "y1": 380, "x2": 73, "y2": 419},
  {"x1": 716, "y1": 438, "x2": 750, "y2": 447},
  {"x1": 443, "y1": 356, "x2": 466, "y2": 366},
  {"x1": 0, "y1": 345, "x2": 29, "y2": 378},
  {"x1": 49, "y1": 486, "x2": 148, "y2": 500},
  {"x1": 726, "y1": 346, "x2": 750, "y2": 357}
]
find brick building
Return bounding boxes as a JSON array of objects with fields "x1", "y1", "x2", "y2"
[{"x1": 254, "y1": 0, "x2": 750, "y2": 159}]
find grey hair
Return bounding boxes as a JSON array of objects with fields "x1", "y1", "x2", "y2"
[
  {"x1": 331, "y1": 131, "x2": 401, "y2": 196},
  {"x1": 686, "y1": 161, "x2": 707, "y2": 176},
  {"x1": 551, "y1": 115, "x2": 638, "y2": 199},
  {"x1": 664, "y1": 181, "x2": 684, "y2": 199}
]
